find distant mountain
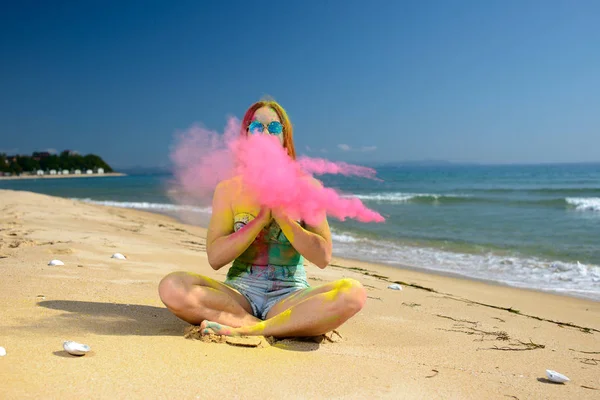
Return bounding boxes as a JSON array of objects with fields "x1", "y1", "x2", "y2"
[{"x1": 0, "y1": 150, "x2": 114, "y2": 173}]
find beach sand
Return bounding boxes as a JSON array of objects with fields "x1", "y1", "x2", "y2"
[{"x1": 1, "y1": 189, "x2": 598, "y2": 399}]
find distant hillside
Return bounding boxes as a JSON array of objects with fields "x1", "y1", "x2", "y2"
[{"x1": 0, "y1": 150, "x2": 114, "y2": 174}]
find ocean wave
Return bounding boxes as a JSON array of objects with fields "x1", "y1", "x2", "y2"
[
  {"x1": 346, "y1": 191, "x2": 600, "y2": 212},
  {"x1": 347, "y1": 192, "x2": 469, "y2": 203},
  {"x1": 73, "y1": 195, "x2": 600, "y2": 218},
  {"x1": 566, "y1": 197, "x2": 600, "y2": 211},
  {"x1": 480, "y1": 187, "x2": 600, "y2": 195},
  {"x1": 330, "y1": 234, "x2": 600, "y2": 300},
  {"x1": 73, "y1": 198, "x2": 212, "y2": 213},
  {"x1": 330, "y1": 230, "x2": 360, "y2": 243}
]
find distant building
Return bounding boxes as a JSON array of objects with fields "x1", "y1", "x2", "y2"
[
  {"x1": 36, "y1": 170, "x2": 44, "y2": 176},
  {"x1": 49, "y1": 169, "x2": 57, "y2": 175},
  {"x1": 86, "y1": 169, "x2": 93, "y2": 174},
  {"x1": 62, "y1": 169, "x2": 69, "y2": 175},
  {"x1": 74, "y1": 169, "x2": 81, "y2": 175},
  {"x1": 97, "y1": 168, "x2": 104, "y2": 174}
]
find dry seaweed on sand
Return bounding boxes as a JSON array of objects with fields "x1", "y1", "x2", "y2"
[{"x1": 481, "y1": 339, "x2": 545, "y2": 352}]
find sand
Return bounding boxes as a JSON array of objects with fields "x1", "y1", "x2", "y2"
[{"x1": 0, "y1": 189, "x2": 598, "y2": 399}]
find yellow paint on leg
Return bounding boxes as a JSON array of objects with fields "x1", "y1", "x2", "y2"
[
  {"x1": 192, "y1": 274, "x2": 222, "y2": 290},
  {"x1": 245, "y1": 321, "x2": 266, "y2": 334},
  {"x1": 244, "y1": 308, "x2": 292, "y2": 335},
  {"x1": 323, "y1": 279, "x2": 352, "y2": 302}
]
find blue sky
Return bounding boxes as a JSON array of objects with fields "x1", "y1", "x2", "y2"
[{"x1": 1, "y1": 0, "x2": 599, "y2": 168}]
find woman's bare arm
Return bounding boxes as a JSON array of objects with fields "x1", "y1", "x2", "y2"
[
  {"x1": 206, "y1": 181, "x2": 271, "y2": 270},
  {"x1": 272, "y1": 177, "x2": 333, "y2": 268},
  {"x1": 273, "y1": 210, "x2": 332, "y2": 269}
]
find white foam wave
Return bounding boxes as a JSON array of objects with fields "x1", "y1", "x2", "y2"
[
  {"x1": 347, "y1": 192, "x2": 467, "y2": 202},
  {"x1": 74, "y1": 198, "x2": 212, "y2": 213},
  {"x1": 566, "y1": 197, "x2": 600, "y2": 211},
  {"x1": 330, "y1": 231, "x2": 360, "y2": 243},
  {"x1": 331, "y1": 234, "x2": 600, "y2": 301}
]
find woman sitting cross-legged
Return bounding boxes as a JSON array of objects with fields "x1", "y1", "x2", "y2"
[{"x1": 158, "y1": 99, "x2": 367, "y2": 338}]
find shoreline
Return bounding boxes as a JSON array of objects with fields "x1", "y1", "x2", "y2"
[
  {"x1": 0, "y1": 172, "x2": 126, "y2": 180},
  {"x1": 4, "y1": 188, "x2": 596, "y2": 307},
  {"x1": 344, "y1": 255, "x2": 600, "y2": 303},
  {"x1": 0, "y1": 187, "x2": 595, "y2": 303},
  {"x1": 99, "y1": 203, "x2": 600, "y2": 303}
]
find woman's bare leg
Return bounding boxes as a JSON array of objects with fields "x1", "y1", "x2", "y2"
[
  {"x1": 199, "y1": 278, "x2": 366, "y2": 337},
  {"x1": 158, "y1": 271, "x2": 261, "y2": 327}
]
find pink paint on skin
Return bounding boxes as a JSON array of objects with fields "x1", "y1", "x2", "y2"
[{"x1": 169, "y1": 117, "x2": 385, "y2": 225}]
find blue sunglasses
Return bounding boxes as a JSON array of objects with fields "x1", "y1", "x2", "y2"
[{"x1": 247, "y1": 120, "x2": 284, "y2": 135}]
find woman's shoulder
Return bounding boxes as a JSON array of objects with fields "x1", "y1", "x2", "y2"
[
  {"x1": 215, "y1": 176, "x2": 243, "y2": 193},
  {"x1": 215, "y1": 176, "x2": 254, "y2": 209}
]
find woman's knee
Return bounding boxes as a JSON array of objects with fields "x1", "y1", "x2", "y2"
[
  {"x1": 332, "y1": 278, "x2": 367, "y2": 316},
  {"x1": 158, "y1": 271, "x2": 200, "y2": 310}
]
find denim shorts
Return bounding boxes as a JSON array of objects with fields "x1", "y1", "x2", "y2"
[{"x1": 224, "y1": 263, "x2": 310, "y2": 320}]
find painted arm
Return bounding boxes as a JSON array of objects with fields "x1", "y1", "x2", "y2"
[
  {"x1": 206, "y1": 182, "x2": 270, "y2": 270},
  {"x1": 273, "y1": 209, "x2": 332, "y2": 269}
]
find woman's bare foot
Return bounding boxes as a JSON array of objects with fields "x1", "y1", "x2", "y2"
[{"x1": 200, "y1": 320, "x2": 240, "y2": 336}]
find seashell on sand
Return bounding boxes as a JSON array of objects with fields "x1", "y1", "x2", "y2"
[
  {"x1": 387, "y1": 284, "x2": 402, "y2": 291},
  {"x1": 48, "y1": 259, "x2": 65, "y2": 266},
  {"x1": 111, "y1": 253, "x2": 126, "y2": 260},
  {"x1": 63, "y1": 341, "x2": 90, "y2": 356},
  {"x1": 0, "y1": 346, "x2": 6, "y2": 357},
  {"x1": 546, "y1": 369, "x2": 570, "y2": 383}
]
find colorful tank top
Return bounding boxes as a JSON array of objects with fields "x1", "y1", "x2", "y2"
[{"x1": 231, "y1": 212, "x2": 304, "y2": 268}]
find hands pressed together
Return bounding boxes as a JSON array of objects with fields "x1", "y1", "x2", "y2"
[{"x1": 256, "y1": 206, "x2": 288, "y2": 228}]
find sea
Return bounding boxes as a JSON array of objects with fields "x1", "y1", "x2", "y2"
[{"x1": 2, "y1": 163, "x2": 599, "y2": 301}]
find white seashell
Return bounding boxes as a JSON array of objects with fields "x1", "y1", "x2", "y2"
[
  {"x1": 63, "y1": 341, "x2": 90, "y2": 356},
  {"x1": 387, "y1": 284, "x2": 402, "y2": 291},
  {"x1": 546, "y1": 369, "x2": 570, "y2": 383},
  {"x1": 111, "y1": 253, "x2": 126, "y2": 260},
  {"x1": 0, "y1": 346, "x2": 6, "y2": 356},
  {"x1": 48, "y1": 259, "x2": 65, "y2": 266}
]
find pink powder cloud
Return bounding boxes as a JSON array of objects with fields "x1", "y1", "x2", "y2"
[
  {"x1": 169, "y1": 117, "x2": 385, "y2": 226},
  {"x1": 297, "y1": 157, "x2": 380, "y2": 180}
]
